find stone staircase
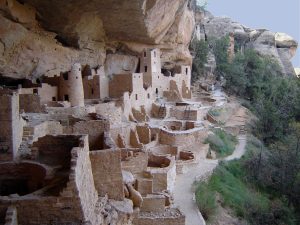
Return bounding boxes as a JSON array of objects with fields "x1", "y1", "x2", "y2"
[{"x1": 239, "y1": 125, "x2": 247, "y2": 135}]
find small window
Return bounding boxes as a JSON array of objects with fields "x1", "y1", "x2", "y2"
[
  {"x1": 157, "y1": 76, "x2": 159, "y2": 79},
  {"x1": 154, "y1": 51, "x2": 156, "y2": 57},
  {"x1": 155, "y1": 88, "x2": 158, "y2": 94},
  {"x1": 63, "y1": 73, "x2": 68, "y2": 80},
  {"x1": 147, "y1": 93, "x2": 150, "y2": 99},
  {"x1": 135, "y1": 94, "x2": 138, "y2": 100},
  {"x1": 76, "y1": 76, "x2": 78, "y2": 79},
  {"x1": 33, "y1": 89, "x2": 38, "y2": 94},
  {"x1": 64, "y1": 95, "x2": 69, "y2": 101},
  {"x1": 91, "y1": 88, "x2": 94, "y2": 95},
  {"x1": 52, "y1": 97, "x2": 56, "y2": 101},
  {"x1": 186, "y1": 68, "x2": 188, "y2": 75},
  {"x1": 145, "y1": 66, "x2": 148, "y2": 72},
  {"x1": 144, "y1": 51, "x2": 146, "y2": 57}
]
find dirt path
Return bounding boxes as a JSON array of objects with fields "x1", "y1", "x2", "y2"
[
  {"x1": 174, "y1": 159, "x2": 218, "y2": 225},
  {"x1": 173, "y1": 135, "x2": 247, "y2": 225},
  {"x1": 225, "y1": 135, "x2": 247, "y2": 161}
]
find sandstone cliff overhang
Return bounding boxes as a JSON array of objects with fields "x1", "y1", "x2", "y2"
[{"x1": 0, "y1": 0, "x2": 196, "y2": 80}]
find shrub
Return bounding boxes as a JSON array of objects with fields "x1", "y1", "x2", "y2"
[
  {"x1": 208, "y1": 108, "x2": 220, "y2": 117},
  {"x1": 195, "y1": 183, "x2": 217, "y2": 222},
  {"x1": 190, "y1": 39, "x2": 209, "y2": 81},
  {"x1": 196, "y1": 161, "x2": 296, "y2": 225},
  {"x1": 205, "y1": 129, "x2": 237, "y2": 157}
]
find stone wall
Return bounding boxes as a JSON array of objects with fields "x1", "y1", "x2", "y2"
[
  {"x1": 140, "y1": 194, "x2": 165, "y2": 212},
  {"x1": 18, "y1": 83, "x2": 58, "y2": 104},
  {"x1": 0, "y1": 135, "x2": 100, "y2": 225},
  {"x1": 121, "y1": 148, "x2": 148, "y2": 175},
  {"x1": 109, "y1": 74, "x2": 133, "y2": 98},
  {"x1": 47, "y1": 104, "x2": 96, "y2": 117},
  {"x1": 27, "y1": 121, "x2": 63, "y2": 144},
  {"x1": 147, "y1": 154, "x2": 176, "y2": 193},
  {"x1": 83, "y1": 74, "x2": 101, "y2": 99},
  {"x1": 133, "y1": 208, "x2": 185, "y2": 225},
  {"x1": 95, "y1": 102, "x2": 122, "y2": 125},
  {"x1": 72, "y1": 136, "x2": 100, "y2": 224},
  {"x1": 90, "y1": 149, "x2": 124, "y2": 200},
  {"x1": 151, "y1": 145, "x2": 178, "y2": 158},
  {"x1": 19, "y1": 94, "x2": 43, "y2": 113},
  {"x1": 71, "y1": 120, "x2": 109, "y2": 150},
  {"x1": 59, "y1": 63, "x2": 85, "y2": 107},
  {"x1": 169, "y1": 107, "x2": 200, "y2": 121},
  {"x1": 159, "y1": 128, "x2": 204, "y2": 147},
  {"x1": 136, "y1": 126, "x2": 151, "y2": 144},
  {"x1": 0, "y1": 91, "x2": 23, "y2": 161}
]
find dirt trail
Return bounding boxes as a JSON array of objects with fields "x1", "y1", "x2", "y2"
[{"x1": 173, "y1": 135, "x2": 247, "y2": 225}]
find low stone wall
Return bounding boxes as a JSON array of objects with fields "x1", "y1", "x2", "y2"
[
  {"x1": 121, "y1": 148, "x2": 148, "y2": 175},
  {"x1": 147, "y1": 154, "x2": 176, "y2": 193},
  {"x1": 70, "y1": 120, "x2": 109, "y2": 150},
  {"x1": 159, "y1": 128, "x2": 207, "y2": 147},
  {"x1": 169, "y1": 107, "x2": 203, "y2": 121},
  {"x1": 151, "y1": 145, "x2": 178, "y2": 158},
  {"x1": 140, "y1": 194, "x2": 165, "y2": 212},
  {"x1": 95, "y1": 102, "x2": 122, "y2": 125},
  {"x1": 47, "y1": 105, "x2": 96, "y2": 117},
  {"x1": 0, "y1": 135, "x2": 100, "y2": 225},
  {"x1": 133, "y1": 208, "x2": 185, "y2": 225}
]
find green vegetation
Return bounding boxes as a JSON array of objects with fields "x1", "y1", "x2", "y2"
[
  {"x1": 196, "y1": 0, "x2": 208, "y2": 10},
  {"x1": 195, "y1": 35, "x2": 300, "y2": 224},
  {"x1": 205, "y1": 129, "x2": 237, "y2": 157},
  {"x1": 195, "y1": 183, "x2": 217, "y2": 222},
  {"x1": 210, "y1": 35, "x2": 231, "y2": 79},
  {"x1": 190, "y1": 39, "x2": 209, "y2": 82},
  {"x1": 196, "y1": 136, "x2": 297, "y2": 225},
  {"x1": 215, "y1": 39, "x2": 300, "y2": 143},
  {"x1": 208, "y1": 108, "x2": 221, "y2": 117}
]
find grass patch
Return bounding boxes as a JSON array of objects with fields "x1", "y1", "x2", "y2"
[
  {"x1": 196, "y1": 136, "x2": 297, "y2": 225},
  {"x1": 195, "y1": 183, "x2": 217, "y2": 222},
  {"x1": 205, "y1": 128, "x2": 237, "y2": 157}
]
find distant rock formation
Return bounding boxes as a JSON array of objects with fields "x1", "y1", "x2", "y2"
[{"x1": 195, "y1": 10, "x2": 298, "y2": 76}]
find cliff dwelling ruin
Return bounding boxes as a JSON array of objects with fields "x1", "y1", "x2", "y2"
[
  {"x1": 0, "y1": 1, "x2": 249, "y2": 224},
  {"x1": 0, "y1": 45, "x2": 225, "y2": 225}
]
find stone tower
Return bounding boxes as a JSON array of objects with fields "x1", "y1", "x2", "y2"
[
  {"x1": 60, "y1": 63, "x2": 85, "y2": 107},
  {"x1": 140, "y1": 49, "x2": 161, "y2": 87}
]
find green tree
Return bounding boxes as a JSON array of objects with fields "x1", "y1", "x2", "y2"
[
  {"x1": 209, "y1": 35, "x2": 230, "y2": 79},
  {"x1": 190, "y1": 39, "x2": 209, "y2": 81}
]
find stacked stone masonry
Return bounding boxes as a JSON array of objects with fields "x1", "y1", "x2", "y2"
[{"x1": 0, "y1": 47, "x2": 222, "y2": 225}]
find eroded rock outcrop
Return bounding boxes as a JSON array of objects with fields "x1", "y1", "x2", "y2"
[
  {"x1": 0, "y1": 0, "x2": 196, "y2": 81},
  {"x1": 195, "y1": 10, "x2": 298, "y2": 76}
]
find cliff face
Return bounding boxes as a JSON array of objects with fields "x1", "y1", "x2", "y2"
[
  {"x1": 0, "y1": 0, "x2": 195, "y2": 80},
  {"x1": 196, "y1": 10, "x2": 298, "y2": 76}
]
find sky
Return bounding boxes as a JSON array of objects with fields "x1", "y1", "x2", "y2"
[{"x1": 204, "y1": 0, "x2": 300, "y2": 68}]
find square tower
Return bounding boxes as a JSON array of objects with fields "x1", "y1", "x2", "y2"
[{"x1": 140, "y1": 49, "x2": 161, "y2": 87}]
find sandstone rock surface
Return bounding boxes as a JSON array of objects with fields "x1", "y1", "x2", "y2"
[
  {"x1": 0, "y1": 0, "x2": 196, "y2": 80},
  {"x1": 197, "y1": 11, "x2": 298, "y2": 76}
]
